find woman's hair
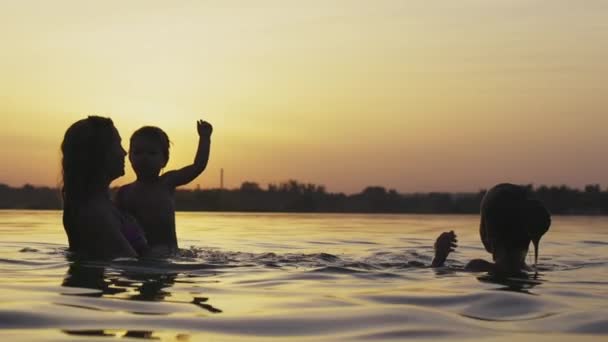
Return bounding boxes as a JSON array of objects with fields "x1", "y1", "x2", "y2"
[
  {"x1": 61, "y1": 116, "x2": 116, "y2": 250},
  {"x1": 130, "y1": 126, "x2": 171, "y2": 162}
]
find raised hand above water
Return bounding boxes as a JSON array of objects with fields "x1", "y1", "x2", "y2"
[{"x1": 431, "y1": 230, "x2": 458, "y2": 267}]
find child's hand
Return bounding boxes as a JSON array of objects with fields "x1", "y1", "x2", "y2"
[
  {"x1": 197, "y1": 119, "x2": 213, "y2": 138},
  {"x1": 435, "y1": 230, "x2": 458, "y2": 255},
  {"x1": 432, "y1": 230, "x2": 458, "y2": 267}
]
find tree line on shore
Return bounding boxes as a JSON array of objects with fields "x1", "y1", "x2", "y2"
[{"x1": 1, "y1": 181, "x2": 608, "y2": 215}]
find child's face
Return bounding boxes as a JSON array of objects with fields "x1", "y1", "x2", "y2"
[{"x1": 129, "y1": 137, "x2": 167, "y2": 179}]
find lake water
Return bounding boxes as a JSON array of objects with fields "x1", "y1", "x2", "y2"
[{"x1": 0, "y1": 210, "x2": 607, "y2": 341}]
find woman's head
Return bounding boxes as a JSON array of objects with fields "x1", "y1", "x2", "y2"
[
  {"x1": 480, "y1": 183, "x2": 551, "y2": 270},
  {"x1": 61, "y1": 116, "x2": 126, "y2": 201},
  {"x1": 128, "y1": 126, "x2": 170, "y2": 179}
]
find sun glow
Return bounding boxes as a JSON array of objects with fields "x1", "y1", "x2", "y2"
[{"x1": 1, "y1": 1, "x2": 607, "y2": 193}]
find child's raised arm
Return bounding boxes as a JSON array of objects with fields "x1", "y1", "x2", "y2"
[{"x1": 162, "y1": 119, "x2": 213, "y2": 188}]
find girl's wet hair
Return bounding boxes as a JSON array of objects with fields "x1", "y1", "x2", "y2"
[
  {"x1": 61, "y1": 116, "x2": 117, "y2": 250},
  {"x1": 130, "y1": 126, "x2": 171, "y2": 162},
  {"x1": 479, "y1": 183, "x2": 551, "y2": 266}
]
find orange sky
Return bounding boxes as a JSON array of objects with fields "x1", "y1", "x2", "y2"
[{"x1": 1, "y1": 1, "x2": 607, "y2": 193}]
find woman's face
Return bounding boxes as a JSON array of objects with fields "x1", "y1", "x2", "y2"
[{"x1": 104, "y1": 127, "x2": 127, "y2": 181}]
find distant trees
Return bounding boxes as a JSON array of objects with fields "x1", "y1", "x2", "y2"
[
  {"x1": 240, "y1": 182, "x2": 262, "y2": 192},
  {"x1": 0, "y1": 183, "x2": 61, "y2": 209},
  {"x1": 1, "y1": 181, "x2": 608, "y2": 214}
]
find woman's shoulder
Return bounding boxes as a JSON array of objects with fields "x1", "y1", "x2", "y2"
[
  {"x1": 75, "y1": 200, "x2": 121, "y2": 230},
  {"x1": 66, "y1": 200, "x2": 137, "y2": 259},
  {"x1": 116, "y1": 183, "x2": 135, "y2": 196}
]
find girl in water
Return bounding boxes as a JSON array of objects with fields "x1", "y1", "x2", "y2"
[{"x1": 432, "y1": 183, "x2": 551, "y2": 274}]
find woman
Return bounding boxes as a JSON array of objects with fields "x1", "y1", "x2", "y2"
[{"x1": 61, "y1": 116, "x2": 147, "y2": 259}]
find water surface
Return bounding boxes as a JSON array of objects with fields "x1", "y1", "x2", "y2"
[{"x1": 1, "y1": 211, "x2": 607, "y2": 341}]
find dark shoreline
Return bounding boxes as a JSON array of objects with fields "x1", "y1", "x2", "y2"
[
  {"x1": 2, "y1": 181, "x2": 607, "y2": 215},
  {"x1": 3, "y1": 209, "x2": 608, "y2": 217}
]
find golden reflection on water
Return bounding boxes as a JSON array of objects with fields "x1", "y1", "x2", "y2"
[{"x1": 0, "y1": 211, "x2": 607, "y2": 341}]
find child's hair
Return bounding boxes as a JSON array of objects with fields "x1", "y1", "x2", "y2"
[
  {"x1": 479, "y1": 183, "x2": 551, "y2": 266},
  {"x1": 130, "y1": 126, "x2": 171, "y2": 161}
]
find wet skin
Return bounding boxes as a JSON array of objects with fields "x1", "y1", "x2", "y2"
[{"x1": 117, "y1": 120, "x2": 212, "y2": 251}]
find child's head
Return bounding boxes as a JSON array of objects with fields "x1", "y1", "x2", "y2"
[
  {"x1": 480, "y1": 183, "x2": 551, "y2": 271},
  {"x1": 129, "y1": 126, "x2": 170, "y2": 179}
]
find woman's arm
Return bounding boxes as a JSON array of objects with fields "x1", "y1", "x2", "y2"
[
  {"x1": 114, "y1": 185, "x2": 130, "y2": 212},
  {"x1": 79, "y1": 208, "x2": 137, "y2": 259}
]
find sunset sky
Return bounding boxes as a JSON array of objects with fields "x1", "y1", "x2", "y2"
[{"x1": 1, "y1": 0, "x2": 607, "y2": 193}]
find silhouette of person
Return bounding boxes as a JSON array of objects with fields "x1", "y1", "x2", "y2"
[
  {"x1": 432, "y1": 183, "x2": 551, "y2": 275},
  {"x1": 61, "y1": 116, "x2": 148, "y2": 259},
  {"x1": 116, "y1": 120, "x2": 212, "y2": 252}
]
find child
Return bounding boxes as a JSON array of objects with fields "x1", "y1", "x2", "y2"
[
  {"x1": 116, "y1": 119, "x2": 213, "y2": 252},
  {"x1": 432, "y1": 183, "x2": 551, "y2": 274}
]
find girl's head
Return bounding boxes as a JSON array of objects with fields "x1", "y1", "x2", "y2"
[
  {"x1": 480, "y1": 183, "x2": 551, "y2": 270},
  {"x1": 61, "y1": 116, "x2": 126, "y2": 202},
  {"x1": 129, "y1": 126, "x2": 170, "y2": 179}
]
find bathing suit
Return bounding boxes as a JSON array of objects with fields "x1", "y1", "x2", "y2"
[{"x1": 119, "y1": 213, "x2": 148, "y2": 256}]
